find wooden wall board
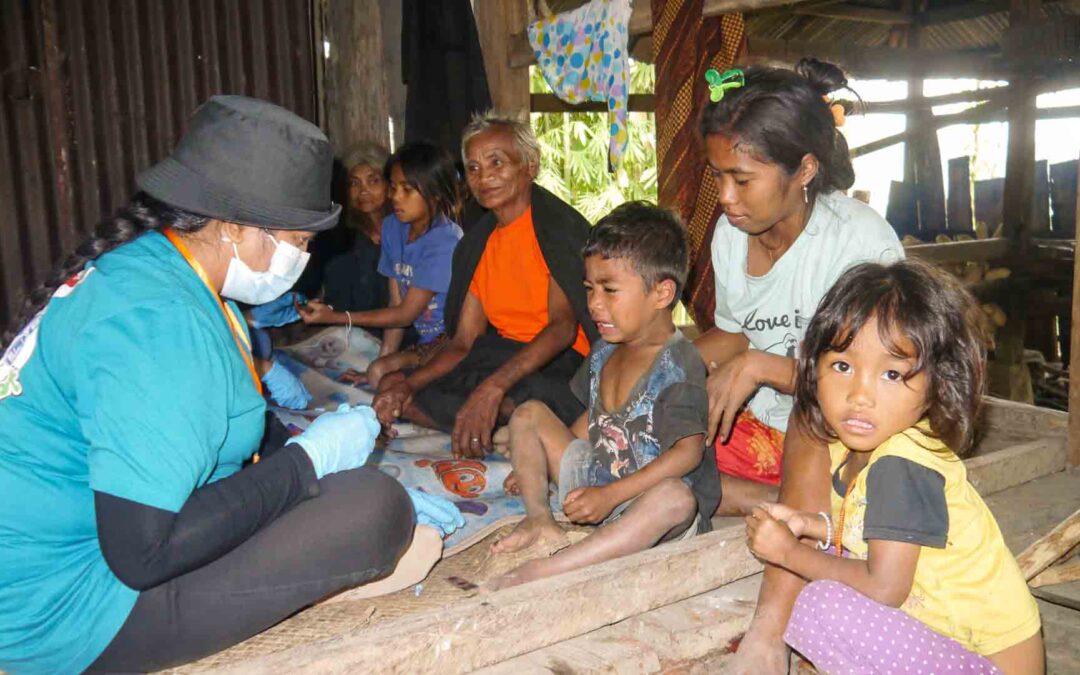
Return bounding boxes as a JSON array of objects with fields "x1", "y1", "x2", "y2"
[
  {"x1": 975, "y1": 178, "x2": 1006, "y2": 234},
  {"x1": 1051, "y1": 160, "x2": 1078, "y2": 237},
  {"x1": 947, "y1": 156, "x2": 975, "y2": 233}
]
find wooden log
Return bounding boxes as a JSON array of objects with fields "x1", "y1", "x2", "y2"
[
  {"x1": 947, "y1": 157, "x2": 975, "y2": 233},
  {"x1": 211, "y1": 526, "x2": 763, "y2": 674},
  {"x1": 1015, "y1": 506, "x2": 1080, "y2": 580},
  {"x1": 1029, "y1": 557, "x2": 1080, "y2": 588}
]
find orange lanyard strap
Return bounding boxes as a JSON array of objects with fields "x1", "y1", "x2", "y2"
[
  {"x1": 163, "y1": 228, "x2": 263, "y2": 396},
  {"x1": 834, "y1": 452, "x2": 863, "y2": 558}
]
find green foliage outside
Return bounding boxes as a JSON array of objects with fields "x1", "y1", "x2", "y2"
[
  {"x1": 529, "y1": 61, "x2": 658, "y2": 223},
  {"x1": 529, "y1": 62, "x2": 694, "y2": 324}
]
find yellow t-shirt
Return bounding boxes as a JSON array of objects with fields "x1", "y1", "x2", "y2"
[{"x1": 830, "y1": 424, "x2": 1040, "y2": 655}]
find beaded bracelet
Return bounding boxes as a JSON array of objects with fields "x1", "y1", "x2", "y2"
[{"x1": 816, "y1": 511, "x2": 832, "y2": 551}]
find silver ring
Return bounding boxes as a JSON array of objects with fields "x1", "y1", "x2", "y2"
[{"x1": 471, "y1": 437, "x2": 479, "y2": 443}]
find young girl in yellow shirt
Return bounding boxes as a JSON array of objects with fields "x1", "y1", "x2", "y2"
[{"x1": 746, "y1": 259, "x2": 1043, "y2": 674}]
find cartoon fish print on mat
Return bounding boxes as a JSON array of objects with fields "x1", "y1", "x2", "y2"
[{"x1": 415, "y1": 458, "x2": 488, "y2": 498}]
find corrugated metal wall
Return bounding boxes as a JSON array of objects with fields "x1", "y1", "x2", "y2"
[{"x1": 0, "y1": 0, "x2": 317, "y2": 333}]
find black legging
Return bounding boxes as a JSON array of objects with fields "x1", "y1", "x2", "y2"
[
  {"x1": 87, "y1": 467, "x2": 413, "y2": 673},
  {"x1": 413, "y1": 333, "x2": 585, "y2": 429}
]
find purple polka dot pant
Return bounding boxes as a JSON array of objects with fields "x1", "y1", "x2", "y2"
[{"x1": 783, "y1": 580, "x2": 1000, "y2": 674}]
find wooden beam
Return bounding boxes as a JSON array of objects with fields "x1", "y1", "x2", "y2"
[
  {"x1": 923, "y1": 0, "x2": 1009, "y2": 26},
  {"x1": 212, "y1": 526, "x2": 763, "y2": 674},
  {"x1": 793, "y1": 4, "x2": 912, "y2": 24},
  {"x1": 1001, "y1": 0, "x2": 1042, "y2": 248},
  {"x1": 850, "y1": 104, "x2": 1080, "y2": 159},
  {"x1": 530, "y1": 93, "x2": 656, "y2": 113},
  {"x1": 1016, "y1": 506, "x2": 1080, "y2": 580},
  {"x1": 851, "y1": 100, "x2": 1005, "y2": 159},
  {"x1": 1029, "y1": 557, "x2": 1080, "y2": 588},
  {"x1": 1070, "y1": 152, "x2": 1080, "y2": 466},
  {"x1": 744, "y1": 38, "x2": 1004, "y2": 79},
  {"x1": 863, "y1": 75, "x2": 1080, "y2": 115},
  {"x1": 475, "y1": 0, "x2": 530, "y2": 113},
  {"x1": 864, "y1": 86, "x2": 1011, "y2": 115},
  {"x1": 904, "y1": 238, "x2": 1011, "y2": 263},
  {"x1": 509, "y1": 0, "x2": 815, "y2": 68}
]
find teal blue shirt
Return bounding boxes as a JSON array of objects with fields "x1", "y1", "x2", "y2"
[{"x1": 0, "y1": 231, "x2": 266, "y2": 674}]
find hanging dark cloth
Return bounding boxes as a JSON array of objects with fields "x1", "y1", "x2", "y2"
[
  {"x1": 401, "y1": 0, "x2": 492, "y2": 153},
  {"x1": 652, "y1": 0, "x2": 746, "y2": 331}
]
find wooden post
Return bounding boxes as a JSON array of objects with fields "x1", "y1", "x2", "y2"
[
  {"x1": 474, "y1": 0, "x2": 530, "y2": 114},
  {"x1": 1050, "y1": 160, "x2": 1078, "y2": 237},
  {"x1": 1001, "y1": 0, "x2": 1041, "y2": 250},
  {"x1": 1068, "y1": 152, "x2": 1080, "y2": 466},
  {"x1": 322, "y1": 0, "x2": 392, "y2": 153},
  {"x1": 1032, "y1": 160, "x2": 1051, "y2": 235},
  {"x1": 381, "y1": 0, "x2": 406, "y2": 149}
]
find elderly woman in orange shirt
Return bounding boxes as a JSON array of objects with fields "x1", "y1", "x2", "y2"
[{"x1": 373, "y1": 112, "x2": 597, "y2": 458}]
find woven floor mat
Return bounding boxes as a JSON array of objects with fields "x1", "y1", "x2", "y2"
[{"x1": 165, "y1": 521, "x2": 593, "y2": 673}]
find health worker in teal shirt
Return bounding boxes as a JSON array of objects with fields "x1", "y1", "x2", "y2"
[{"x1": 0, "y1": 96, "x2": 460, "y2": 674}]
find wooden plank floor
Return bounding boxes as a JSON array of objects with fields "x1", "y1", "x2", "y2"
[
  {"x1": 171, "y1": 399, "x2": 1071, "y2": 673},
  {"x1": 487, "y1": 468, "x2": 1080, "y2": 674}
]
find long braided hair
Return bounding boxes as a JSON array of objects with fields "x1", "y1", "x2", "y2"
[{"x1": 2, "y1": 194, "x2": 210, "y2": 350}]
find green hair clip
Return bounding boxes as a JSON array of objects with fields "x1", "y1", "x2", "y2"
[{"x1": 705, "y1": 68, "x2": 745, "y2": 103}]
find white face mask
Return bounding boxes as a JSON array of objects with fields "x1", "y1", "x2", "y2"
[{"x1": 220, "y1": 230, "x2": 310, "y2": 305}]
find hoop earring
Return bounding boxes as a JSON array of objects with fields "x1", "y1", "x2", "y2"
[{"x1": 802, "y1": 186, "x2": 809, "y2": 204}]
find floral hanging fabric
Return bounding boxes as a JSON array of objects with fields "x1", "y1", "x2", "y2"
[{"x1": 528, "y1": 0, "x2": 632, "y2": 172}]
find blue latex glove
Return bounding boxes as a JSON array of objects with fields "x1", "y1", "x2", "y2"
[
  {"x1": 406, "y1": 488, "x2": 465, "y2": 537},
  {"x1": 288, "y1": 404, "x2": 380, "y2": 479},
  {"x1": 262, "y1": 360, "x2": 312, "y2": 410},
  {"x1": 250, "y1": 292, "x2": 306, "y2": 328}
]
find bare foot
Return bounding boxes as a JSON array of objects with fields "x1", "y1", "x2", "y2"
[
  {"x1": 491, "y1": 517, "x2": 566, "y2": 555},
  {"x1": 483, "y1": 559, "x2": 542, "y2": 592},
  {"x1": 723, "y1": 626, "x2": 789, "y2": 675},
  {"x1": 503, "y1": 471, "x2": 520, "y2": 495},
  {"x1": 480, "y1": 530, "x2": 590, "y2": 592}
]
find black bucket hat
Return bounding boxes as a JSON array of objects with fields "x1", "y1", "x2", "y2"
[{"x1": 136, "y1": 95, "x2": 342, "y2": 231}]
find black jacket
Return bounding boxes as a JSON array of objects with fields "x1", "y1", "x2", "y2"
[{"x1": 444, "y1": 184, "x2": 600, "y2": 345}]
